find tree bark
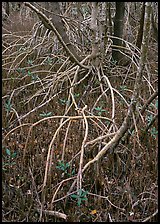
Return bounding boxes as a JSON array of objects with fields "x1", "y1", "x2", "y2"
[
  {"x1": 112, "y1": 2, "x2": 125, "y2": 64},
  {"x1": 136, "y1": 2, "x2": 145, "y2": 49},
  {"x1": 24, "y1": 2, "x2": 88, "y2": 68},
  {"x1": 46, "y1": 2, "x2": 82, "y2": 63},
  {"x1": 151, "y1": 8, "x2": 158, "y2": 41}
]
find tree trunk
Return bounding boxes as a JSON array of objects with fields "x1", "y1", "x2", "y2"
[
  {"x1": 151, "y1": 8, "x2": 158, "y2": 41},
  {"x1": 48, "y1": 2, "x2": 82, "y2": 62},
  {"x1": 136, "y1": 2, "x2": 145, "y2": 49},
  {"x1": 112, "y1": 2, "x2": 125, "y2": 64}
]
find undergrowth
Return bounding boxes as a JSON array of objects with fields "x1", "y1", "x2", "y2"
[{"x1": 2, "y1": 6, "x2": 158, "y2": 222}]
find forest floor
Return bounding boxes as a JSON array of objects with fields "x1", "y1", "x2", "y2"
[{"x1": 2, "y1": 10, "x2": 158, "y2": 222}]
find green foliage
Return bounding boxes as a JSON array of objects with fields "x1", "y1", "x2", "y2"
[
  {"x1": 155, "y1": 99, "x2": 158, "y2": 109},
  {"x1": 128, "y1": 129, "x2": 135, "y2": 135},
  {"x1": 150, "y1": 127, "x2": 158, "y2": 139},
  {"x1": 94, "y1": 106, "x2": 107, "y2": 116},
  {"x1": 73, "y1": 93, "x2": 80, "y2": 98},
  {"x1": 71, "y1": 189, "x2": 88, "y2": 206},
  {"x1": 56, "y1": 161, "x2": 70, "y2": 173},
  {"x1": 111, "y1": 58, "x2": 117, "y2": 65},
  {"x1": 59, "y1": 98, "x2": 70, "y2": 106},
  {"x1": 6, "y1": 148, "x2": 11, "y2": 156},
  {"x1": 18, "y1": 46, "x2": 27, "y2": 52},
  {"x1": 57, "y1": 58, "x2": 65, "y2": 63},
  {"x1": 120, "y1": 85, "x2": 127, "y2": 91},
  {"x1": 27, "y1": 59, "x2": 34, "y2": 66},
  {"x1": 27, "y1": 70, "x2": 38, "y2": 81},
  {"x1": 105, "y1": 120, "x2": 111, "y2": 125},
  {"x1": 16, "y1": 67, "x2": 26, "y2": 75},
  {"x1": 31, "y1": 75, "x2": 39, "y2": 81},
  {"x1": 82, "y1": 5, "x2": 90, "y2": 17},
  {"x1": 72, "y1": 7, "x2": 77, "y2": 16},
  {"x1": 147, "y1": 114, "x2": 153, "y2": 125},
  {"x1": 150, "y1": 99, "x2": 158, "y2": 109},
  {"x1": 27, "y1": 70, "x2": 32, "y2": 76},
  {"x1": 3, "y1": 148, "x2": 17, "y2": 171},
  {"x1": 5, "y1": 99, "x2": 12, "y2": 113},
  {"x1": 39, "y1": 112, "x2": 52, "y2": 117},
  {"x1": 56, "y1": 161, "x2": 75, "y2": 177},
  {"x1": 94, "y1": 79, "x2": 101, "y2": 88},
  {"x1": 146, "y1": 114, "x2": 157, "y2": 139},
  {"x1": 44, "y1": 56, "x2": 53, "y2": 65}
]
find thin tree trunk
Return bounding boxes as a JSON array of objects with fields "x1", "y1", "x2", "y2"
[
  {"x1": 151, "y1": 9, "x2": 158, "y2": 41},
  {"x1": 24, "y1": 2, "x2": 84, "y2": 66},
  {"x1": 6, "y1": 2, "x2": 10, "y2": 16},
  {"x1": 112, "y1": 2, "x2": 125, "y2": 64},
  {"x1": 48, "y1": 2, "x2": 82, "y2": 62},
  {"x1": 108, "y1": 2, "x2": 112, "y2": 35},
  {"x1": 136, "y1": 2, "x2": 145, "y2": 49}
]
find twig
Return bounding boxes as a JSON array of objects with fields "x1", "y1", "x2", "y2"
[
  {"x1": 88, "y1": 192, "x2": 125, "y2": 212},
  {"x1": 51, "y1": 176, "x2": 76, "y2": 210},
  {"x1": 84, "y1": 132, "x2": 117, "y2": 147},
  {"x1": 142, "y1": 209, "x2": 158, "y2": 222},
  {"x1": 36, "y1": 208, "x2": 67, "y2": 220},
  {"x1": 77, "y1": 105, "x2": 88, "y2": 190}
]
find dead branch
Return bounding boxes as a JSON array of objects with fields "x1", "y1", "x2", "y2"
[
  {"x1": 24, "y1": 2, "x2": 90, "y2": 69},
  {"x1": 36, "y1": 208, "x2": 67, "y2": 220}
]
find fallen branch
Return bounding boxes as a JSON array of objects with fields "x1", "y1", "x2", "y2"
[{"x1": 36, "y1": 208, "x2": 67, "y2": 220}]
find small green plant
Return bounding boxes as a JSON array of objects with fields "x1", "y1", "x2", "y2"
[
  {"x1": 155, "y1": 99, "x2": 158, "y2": 109},
  {"x1": 128, "y1": 129, "x2": 135, "y2": 135},
  {"x1": 150, "y1": 99, "x2": 158, "y2": 110},
  {"x1": 16, "y1": 67, "x2": 26, "y2": 75},
  {"x1": 3, "y1": 148, "x2": 17, "y2": 171},
  {"x1": 146, "y1": 114, "x2": 153, "y2": 125},
  {"x1": 27, "y1": 59, "x2": 34, "y2": 66},
  {"x1": 39, "y1": 112, "x2": 52, "y2": 117},
  {"x1": 105, "y1": 120, "x2": 111, "y2": 125},
  {"x1": 150, "y1": 127, "x2": 158, "y2": 139},
  {"x1": 95, "y1": 79, "x2": 101, "y2": 85},
  {"x1": 83, "y1": 84, "x2": 87, "y2": 88},
  {"x1": 111, "y1": 58, "x2": 117, "y2": 65},
  {"x1": 27, "y1": 70, "x2": 32, "y2": 76},
  {"x1": 94, "y1": 106, "x2": 107, "y2": 116},
  {"x1": 56, "y1": 161, "x2": 75, "y2": 177},
  {"x1": 56, "y1": 161, "x2": 70, "y2": 174},
  {"x1": 27, "y1": 70, "x2": 38, "y2": 81},
  {"x1": 73, "y1": 93, "x2": 80, "y2": 98},
  {"x1": 82, "y1": 5, "x2": 90, "y2": 17},
  {"x1": 120, "y1": 85, "x2": 127, "y2": 91},
  {"x1": 71, "y1": 189, "x2": 88, "y2": 206},
  {"x1": 59, "y1": 98, "x2": 70, "y2": 106},
  {"x1": 72, "y1": 7, "x2": 78, "y2": 16},
  {"x1": 57, "y1": 58, "x2": 65, "y2": 63},
  {"x1": 44, "y1": 56, "x2": 53, "y2": 65},
  {"x1": 5, "y1": 99, "x2": 12, "y2": 113},
  {"x1": 18, "y1": 46, "x2": 27, "y2": 52},
  {"x1": 31, "y1": 74, "x2": 39, "y2": 81}
]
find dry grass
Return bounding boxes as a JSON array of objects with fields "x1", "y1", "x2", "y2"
[{"x1": 2, "y1": 8, "x2": 158, "y2": 222}]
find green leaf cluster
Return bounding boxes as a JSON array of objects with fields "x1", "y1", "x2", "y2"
[
  {"x1": 3, "y1": 148, "x2": 17, "y2": 171},
  {"x1": 5, "y1": 99, "x2": 12, "y2": 113},
  {"x1": 94, "y1": 106, "x2": 107, "y2": 116},
  {"x1": 71, "y1": 189, "x2": 88, "y2": 206},
  {"x1": 39, "y1": 112, "x2": 52, "y2": 117}
]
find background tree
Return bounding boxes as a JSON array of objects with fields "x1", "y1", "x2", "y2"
[
  {"x1": 136, "y1": 2, "x2": 145, "y2": 49},
  {"x1": 112, "y1": 2, "x2": 125, "y2": 64}
]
